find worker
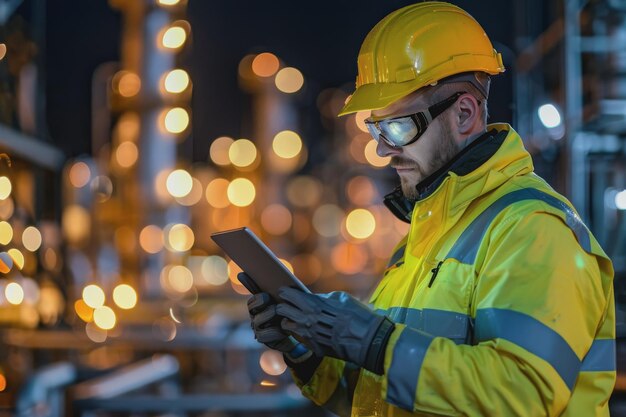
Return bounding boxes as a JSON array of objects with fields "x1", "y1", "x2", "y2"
[{"x1": 243, "y1": 2, "x2": 615, "y2": 416}]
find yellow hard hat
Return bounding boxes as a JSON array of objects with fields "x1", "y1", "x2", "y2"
[{"x1": 338, "y1": 1, "x2": 505, "y2": 117}]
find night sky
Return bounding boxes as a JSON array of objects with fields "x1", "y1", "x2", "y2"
[{"x1": 37, "y1": 0, "x2": 516, "y2": 161}]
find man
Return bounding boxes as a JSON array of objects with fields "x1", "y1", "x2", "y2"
[{"x1": 244, "y1": 2, "x2": 615, "y2": 416}]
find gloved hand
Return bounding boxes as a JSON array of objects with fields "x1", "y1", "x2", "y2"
[
  {"x1": 276, "y1": 287, "x2": 395, "y2": 375},
  {"x1": 242, "y1": 273, "x2": 311, "y2": 362}
]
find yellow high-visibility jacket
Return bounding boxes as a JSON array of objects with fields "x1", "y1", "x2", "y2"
[{"x1": 292, "y1": 124, "x2": 615, "y2": 416}]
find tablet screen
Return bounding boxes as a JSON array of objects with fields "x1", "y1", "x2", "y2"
[{"x1": 210, "y1": 227, "x2": 310, "y2": 299}]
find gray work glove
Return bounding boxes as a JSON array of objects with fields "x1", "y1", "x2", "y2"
[
  {"x1": 242, "y1": 273, "x2": 311, "y2": 361},
  {"x1": 276, "y1": 287, "x2": 396, "y2": 375}
]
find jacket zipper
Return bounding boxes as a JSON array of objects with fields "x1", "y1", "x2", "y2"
[{"x1": 428, "y1": 260, "x2": 444, "y2": 288}]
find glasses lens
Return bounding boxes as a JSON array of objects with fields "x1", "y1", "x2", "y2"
[
  {"x1": 379, "y1": 117, "x2": 418, "y2": 146},
  {"x1": 385, "y1": 119, "x2": 418, "y2": 146},
  {"x1": 365, "y1": 122, "x2": 381, "y2": 142}
]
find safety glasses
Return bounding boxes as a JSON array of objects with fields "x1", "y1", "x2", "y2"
[{"x1": 364, "y1": 91, "x2": 472, "y2": 148}]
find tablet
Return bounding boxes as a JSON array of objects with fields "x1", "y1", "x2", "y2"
[{"x1": 210, "y1": 227, "x2": 310, "y2": 299}]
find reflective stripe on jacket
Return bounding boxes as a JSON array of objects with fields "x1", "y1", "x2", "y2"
[{"x1": 293, "y1": 123, "x2": 615, "y2": 417}]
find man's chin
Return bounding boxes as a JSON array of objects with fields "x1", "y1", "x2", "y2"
[{"x1": 400, "y1": 179, "x2": 419, "y2": 201}]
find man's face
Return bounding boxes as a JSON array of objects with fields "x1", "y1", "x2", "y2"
[{"x1": 371, "y1": 89, "x2": 460, "y2": 201}]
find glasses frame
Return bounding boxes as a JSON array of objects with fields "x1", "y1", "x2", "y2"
[{"x1": 365, "y1": 91, "x2": 478, "y2": 148}]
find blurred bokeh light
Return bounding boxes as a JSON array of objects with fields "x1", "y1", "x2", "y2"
[
  {"x1": 229, "y1": 139, "x2": 257, "y2": 168},
  {"x1": 227, "y1": 178, "x2": 256, "y2": 207},
  {"x1": 272, "y1": 130, "x2": 302, "y2": 159},
  {"x1": 252, "y1": 52, "x2": 280, "y2": 77},
  {"x1": 83, "y1": 285, "x2": 105, "y2": 309},
  {"x1": 163, "y1": 107, "x2": 190, "y2": 134},
  {"x1": 113, "y1": 284, "x2": 138, "y2": 309},
  {"x1": 163, "y1": 69, "x2": 190, "y2": 93},
  {"x1": 275, "y1": 67, "x2": 304, "y2": 93},
  {"x1": 210, "y1": 136, "x2": 234, "y2": 166},
  {"x1": 161, "y1": 26, "x2": 186, "y2": 49}
]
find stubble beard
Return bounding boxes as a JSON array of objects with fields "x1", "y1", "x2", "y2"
[{"x1": 398, "y1": 120, "x2": 459, "y2": 201}]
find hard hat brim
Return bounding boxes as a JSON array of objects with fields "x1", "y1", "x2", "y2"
[{"x1": 338, "y1": 81, "x2": 418, "y2": 117}]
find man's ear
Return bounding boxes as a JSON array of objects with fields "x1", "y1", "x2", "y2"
[{"x1": 456, "y1": 94, "x2": 481, "y2": 135}]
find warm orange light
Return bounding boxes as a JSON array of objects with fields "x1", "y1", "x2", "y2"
[
  {"x1": 75, "y1": 299, "x2": 94, "y2": 322},
  {"x1": 331, "y1": 242, "x2": 368, "y2": 275},
  {"x1": 93, "y1": 306, "x2": 116, "y2": 330},
  {"x1": 114, "y1": 226, "x2": 137, "y2": 255},
  {"x1": 7, "y1": 248, "x2": 24, "y2": 269},
  {"x1": 229, "y1": 139, "x2": 257, "y2": 168},
  {"x1": 22, "y1": 226, "x2": 42, "y2": 252},
  {"x1": 113, "y1": 284, "x2": 138, "y2": 309},
  {"x1": 279, "y1": 258, "x2": 294, "y2": 274},
  {"x1": 115, "y1": 113, "x2": 140, "y2": 143},
  {"x1": 346, "y1": 176, "x2": 377, "y2": 205},
  {"x1": 168, "y1": 265, "x2": 193, "y2": 292},
  {"x1": 0, "y1": 176, "x2": 11, "y2": 200},
  {"x1": 43, "y1": 247, "x2": 58, "y2": 270},
  {"x1": 176, "y1": 178, "x2": 203, "y2": 206},
  {"x1": 0, "y1": 198, "x2": 14, "y2": 220},
  {"x1": 82, "y1": 284, "x2": 105, "y2": 308},
  {"x1": 275, "y1": 67, "x2": 304, "y2": 93},
  {"x1": 210, "y1": 137, "x2": 234, "y2": 166},
  {"x1": 115, "y1": 142, "x2": 139, "y2": 168},
  {"x1": 355, "y1": 111, "x2": 371, "y2": 133},
  {"x1": 0, "y1": 373, "x2": 7, "y2": 392},
  {"x1": 166, "y1": 169, "x2": 193, "y2": 198},
  {"x1": 345, "y1": 208, "x2": 376, "y2": 239},
  {"x1": 165, "y1": 223, "x2": 194, "y2": 252},
  {"x1": 139, "y1": 225, "x2": 164, "y2": 254},
  {"x1": 163, "y1": 69, "x2": 190, "y2": 93},
  {"x1": 69, "y1": 162, "x2": 91, "y2": 188},
  {"x1": 5, "y1": 282, "x2": 24, "y2": 305},
  {"x1": 205, "y1": 178, "x2": 230, "y2": 208},
  {"x1": 163, "y1": 107, "x2": 189, "y2": 134},
  {"x1": 0, "y1": 43, "x2": 6, "y2": 61},
  {"x1": 260, "y1": 350, "x2": 287, "y2": 375},
  {"x1": 154, "y1": 170, "x2": 173, "y2": 203},
  {"x1": 0, "y1": 221, "x2": 12, "y2": 245},
  {"x1": 227, "y1": 260, "x2": 243, "y2": 285},
  {"x1": 227, "y1": 178, "x2": 255, "y2": 207},
  {"x1": 272, "y1": 130, "x2": 302, "y2": 158},
  {"x1": 231, "y1": 281, "x2": 249, "y2": 295},
  {"x1": 116, "y1": 72, "x2": 141, "y2": 97},
  {"x1": 252, "y1": 53, "x2": 280, "y2": 77},
  {"x1": 62, "y1": 205, "x2": 90, "y2": 244},
  {"x1": 364, "y1": 140, "x2": 390, "y2": 167},
  {"x1": 161, "y1": 26, "x2": 187, "y2": 49},
  {"x1": 261, "y1": 204, "x2": 292, "y2": 235}
]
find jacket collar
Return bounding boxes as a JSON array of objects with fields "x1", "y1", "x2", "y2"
[{"x1": 384, "y1": 124, "x2": 533, "y2": 223}]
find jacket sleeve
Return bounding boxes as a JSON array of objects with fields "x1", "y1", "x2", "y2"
[
  {"x1": 379, "y1": 211, "x2": 613, "y2": 416},
  {"x1": 289, "y1": 356, "x2": 359, "y2": 417}
]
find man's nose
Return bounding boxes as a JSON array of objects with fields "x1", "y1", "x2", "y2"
[{"x1": 376, "y1": 138, "x2": 402, "y2": 157}]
